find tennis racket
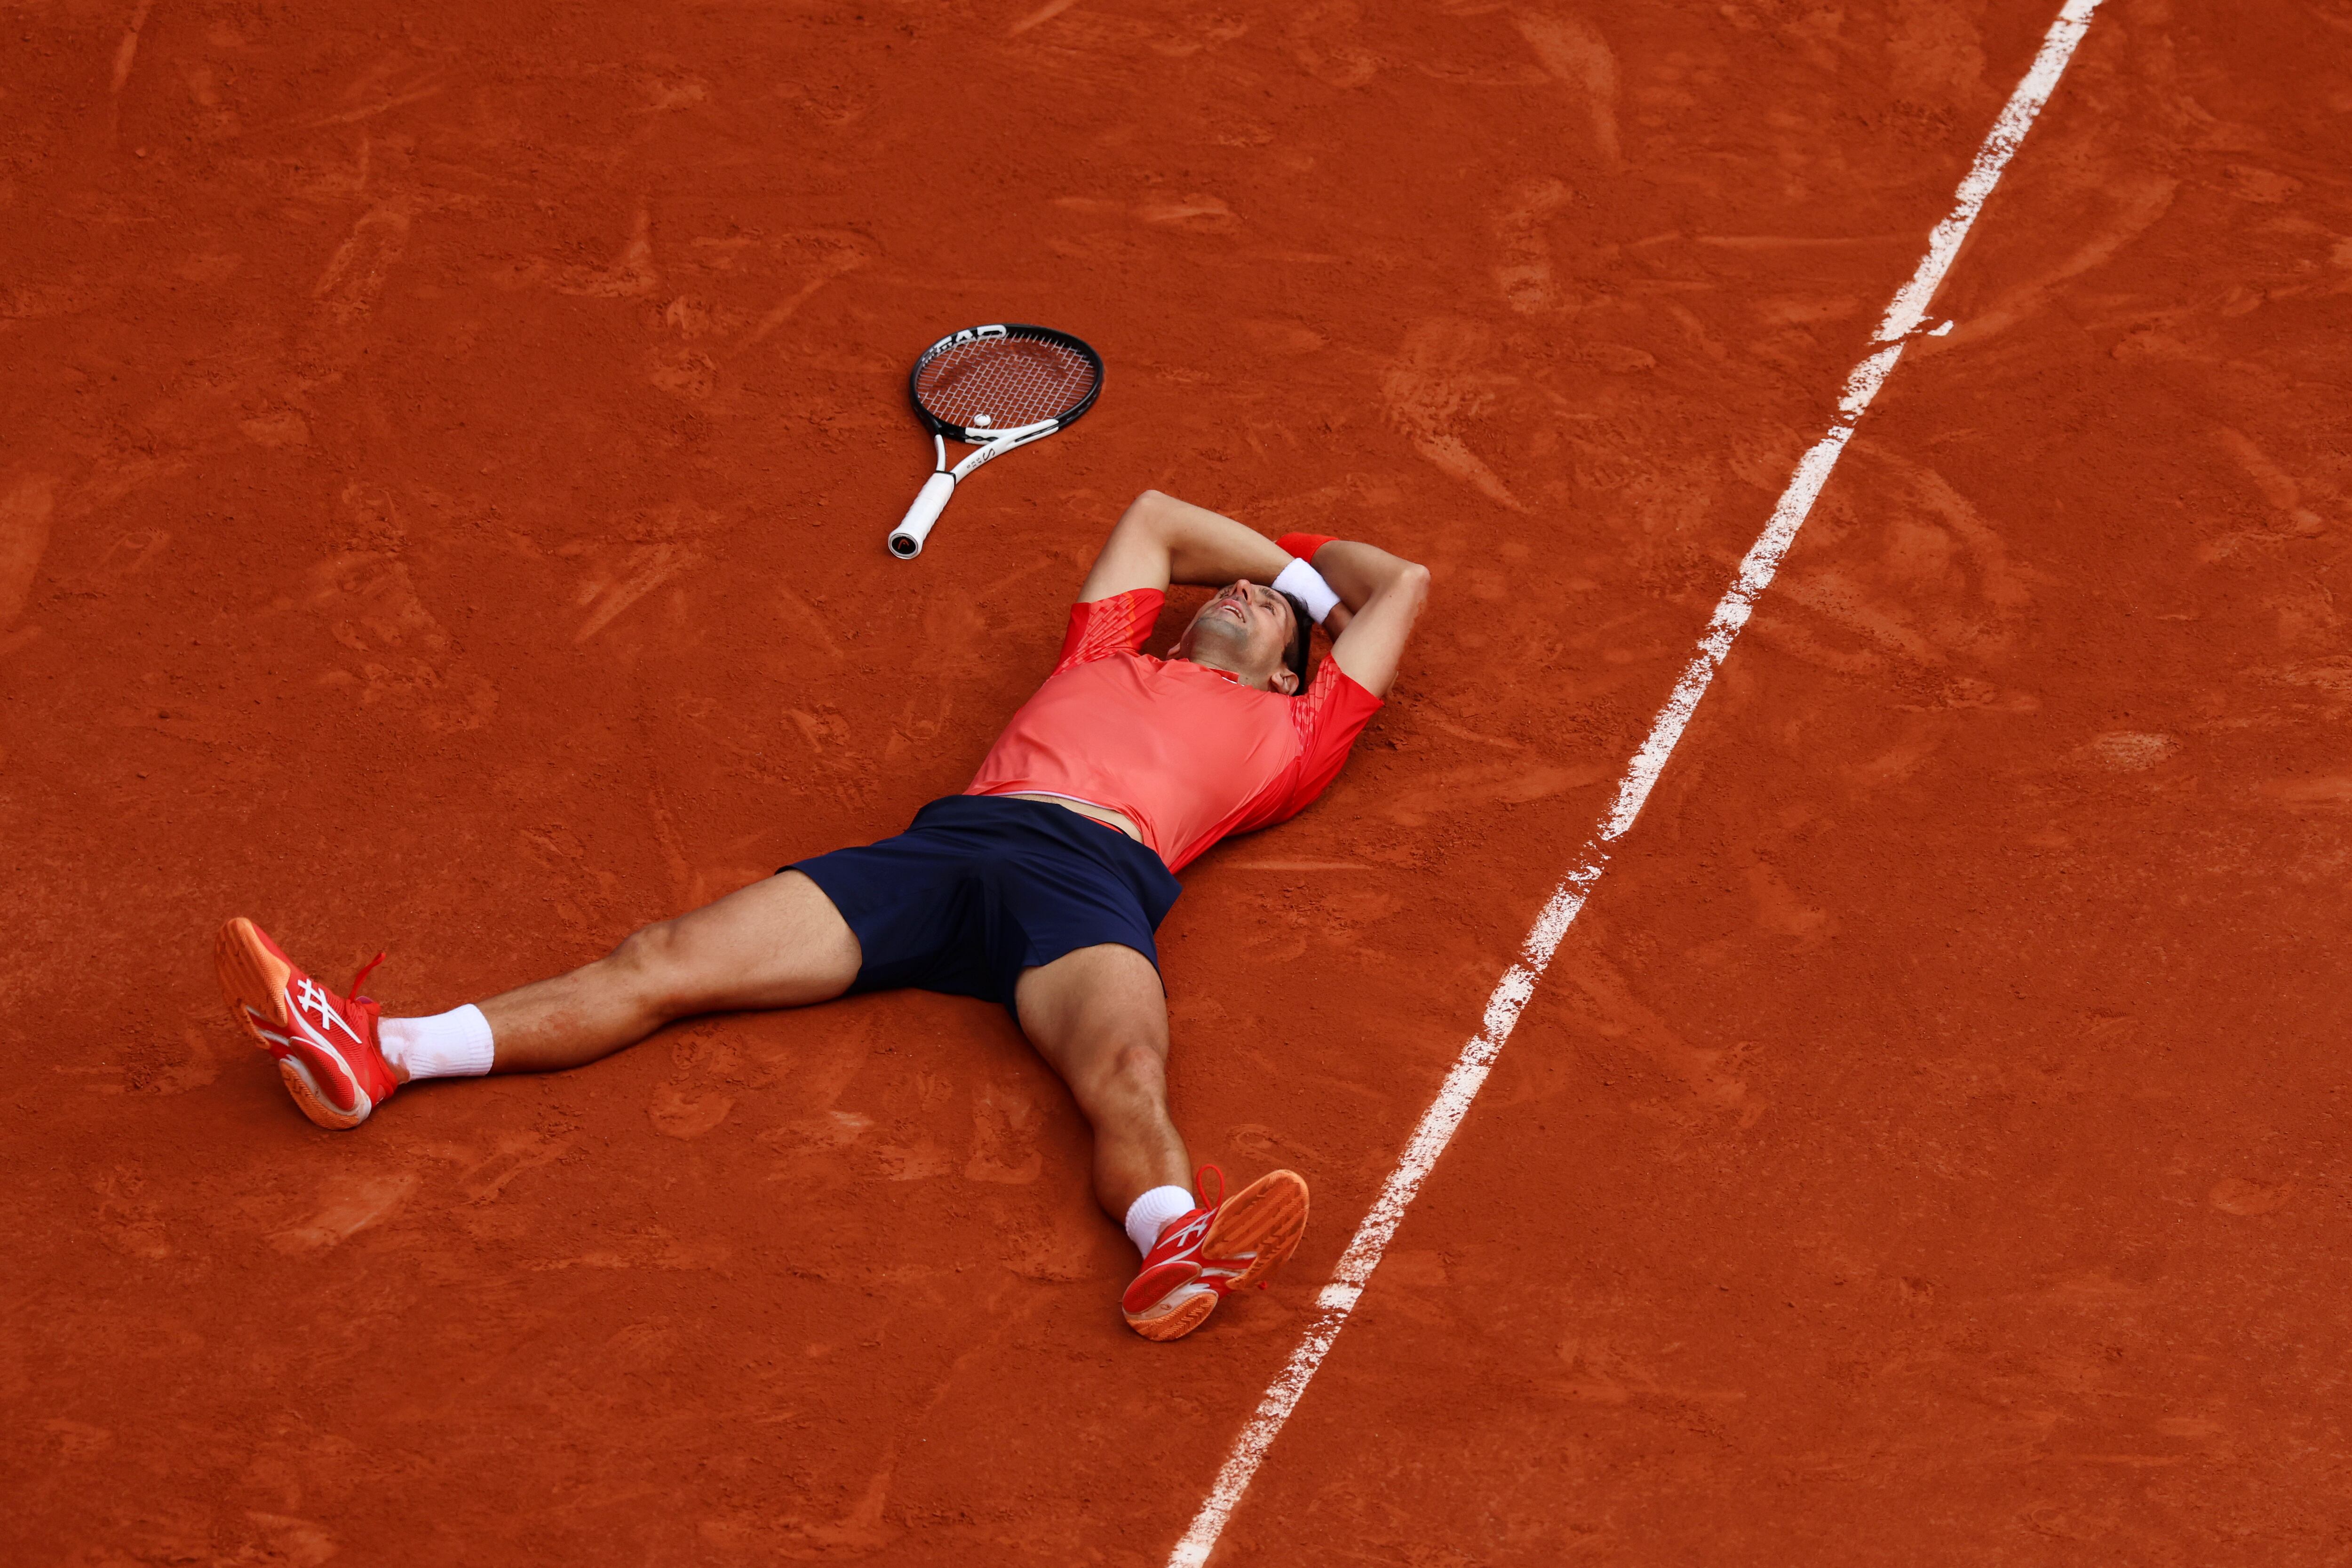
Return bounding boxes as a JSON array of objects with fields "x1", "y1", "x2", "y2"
[{"x1": 888, "y1": 323, "x2": 1103, "y2": 559}]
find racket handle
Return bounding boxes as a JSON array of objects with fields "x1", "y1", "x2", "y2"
[{"x1": 889, "y1": 472, "x2": 956, "y2": 559}]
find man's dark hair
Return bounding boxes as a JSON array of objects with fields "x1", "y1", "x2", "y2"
[{"x1": 1279, "y1": 590, "x2": 1313, "y2": 691}]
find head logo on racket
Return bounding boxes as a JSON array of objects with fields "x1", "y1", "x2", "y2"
[{"x1": 888, "y1": 324, "x2": 1103, "y2": 559}]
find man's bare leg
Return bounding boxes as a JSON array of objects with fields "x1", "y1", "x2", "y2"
[
  {"x1": 457, "y1": 870, "x2": 862, "y2": 1077},
  {"x1": 1018, "y1": 942, "x2": 1312, "y2": 1341},
  {"x1": 218, "y1": 873, "x2": 858, "y2": 1126},
  {"x1": 1013, "y1": 943, "x2": 1192, "y2": 1221}
]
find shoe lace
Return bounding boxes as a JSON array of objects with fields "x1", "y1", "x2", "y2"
[
  {"x1": 1193, "y1": 1163, "x2": 1225, "y2": 1211},
  {"x1": 348, "y1": 950, "x2": 387, "y2": 1003}
]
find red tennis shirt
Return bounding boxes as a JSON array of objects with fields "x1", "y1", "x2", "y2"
[{"x1": 965, "y1": 588, "x2": 1384, "y2": 871}]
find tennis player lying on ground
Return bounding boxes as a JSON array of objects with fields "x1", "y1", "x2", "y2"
[{"x1": 217, "y1": 492, "x2": 1429, "y2": 1342}]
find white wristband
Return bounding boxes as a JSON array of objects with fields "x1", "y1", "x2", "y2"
[{"x1": 1272, "y1": 557, "x2": 1342, "y2": 625}]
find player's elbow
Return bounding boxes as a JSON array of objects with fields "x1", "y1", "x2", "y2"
[
  {"x1": 1116, "y1": 489, "x2": 1177, "y2": 536},
  {"x1": 1393, "y1": 560, "x2": 1432, "y2": 608}
]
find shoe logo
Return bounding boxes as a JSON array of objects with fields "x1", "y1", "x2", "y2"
[
  {"x1": 252, "y1": 1000, "x2": 363, "y2": 1111},
  {"x1": 291, "y1": 977, "x2": 364, "y2": 1045},
  {"x1": 1162, "y1": 1213, "x2": 1212, "y2": 1255}
]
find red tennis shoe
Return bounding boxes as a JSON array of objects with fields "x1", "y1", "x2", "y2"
[
  {"x1": 1121, "y1": 1165, "x2": 1310, "y2": 1343},
  {"x1": 215, "y1": 917, "x2": 397, "y2": 1130}
]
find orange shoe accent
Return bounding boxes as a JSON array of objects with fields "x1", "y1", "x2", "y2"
[{"x1": 1201, "y1": 1167, "x2": 1310, "y2": 1293}]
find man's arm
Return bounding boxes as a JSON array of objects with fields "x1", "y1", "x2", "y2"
[
  {"x1": 1309, "y1": 540, "x2": 1430, "y2": 699},
  {"x1": 1079, "y1": 491, "x2": 1295, "y2": 602}
]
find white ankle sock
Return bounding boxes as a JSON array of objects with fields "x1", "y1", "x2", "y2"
[
  {"x1": 1124, "y1": 1184, "x2": 1198, "y2": 1257},
  {"x1": 378, "y1": 1005, "x2": 495, "y2": 1081}
]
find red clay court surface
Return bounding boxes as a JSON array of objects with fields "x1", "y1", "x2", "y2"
[{"x1": 5, "y1": 2, "x2": 2350, "y2": 1563}]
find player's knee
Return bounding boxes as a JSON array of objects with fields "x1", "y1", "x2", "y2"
[
  {"x1": 1096, "y1": 1040, "x2": 1168, "y2": 1107},
  {"x1": 608, "y1": 921, "x2": 698, "y2": 1011}
]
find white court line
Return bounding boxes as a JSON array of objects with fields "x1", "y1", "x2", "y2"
[{"x1": 1167, "y1": 4, "x2": 2106, "y2": 1563}]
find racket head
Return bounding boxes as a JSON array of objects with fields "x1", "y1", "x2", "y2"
[{"x1": 908, "y1": 324, "x2": 1103, "y2": 443}]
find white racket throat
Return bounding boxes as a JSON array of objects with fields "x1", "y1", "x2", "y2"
[{"x1": 886, "y1": 324, "x2": 1102, "y2": 560}]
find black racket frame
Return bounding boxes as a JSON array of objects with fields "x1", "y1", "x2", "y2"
[{"x1": 906, "y1": 323, "x2": 1104, "y2": 444}]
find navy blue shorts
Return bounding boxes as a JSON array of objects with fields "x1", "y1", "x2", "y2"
[{"x1": 786, "y1": 794, "x2": 1183, "y2": 1010}]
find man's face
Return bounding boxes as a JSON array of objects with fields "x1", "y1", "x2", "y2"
[{"x1": 1176, "y1": 579, "x2": 1300, "y2": 693}]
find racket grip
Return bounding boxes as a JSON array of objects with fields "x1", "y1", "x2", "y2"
[{"x1": 888, "y1": 472, "x2": 956, "y2": 559}]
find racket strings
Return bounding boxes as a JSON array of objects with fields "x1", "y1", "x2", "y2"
[{"x1": 915, "y1": 334, "x2": 1098, "y2": 431}]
